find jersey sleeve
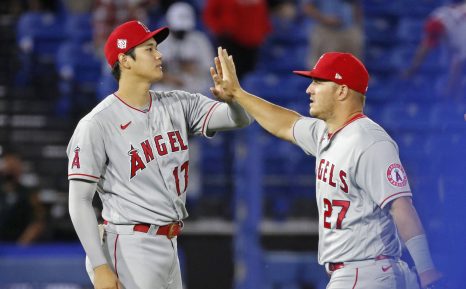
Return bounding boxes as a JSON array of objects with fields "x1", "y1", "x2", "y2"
[
  {"x1": 424, "y1": 17, "x2": 445, "y2": 48},
  {"x1": 178, "y1": 91, "x2": 220, "y2": 137},
  {"x1": 355, "y1": 141, "x2": 412, "y2": 209},
  {"x1": 292, "y1": 117, "x2": 325, "y2": 156},
  {"x1": 66, "y1": 119, "x2": 107, "y2": 182}
]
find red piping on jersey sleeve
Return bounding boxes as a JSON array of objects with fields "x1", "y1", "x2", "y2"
[
  {"x1": 328, "y1": 113, "x2": 366, "y2": 140},
  {"x1": 291, "y1": 118, "x2": 302, "y2": 144},
  {"x1": 380, "y1": 191, "x2": 412, "y2": 208},
  {"x1": 201, "y1": 102, "x2": 221, "y2": 136},
  {"x1": 113, "y1": 93, "x2": 152, "y2": 113},
  {"x1": 68, "y1": 173, "x2": 100, "y2": 180}
]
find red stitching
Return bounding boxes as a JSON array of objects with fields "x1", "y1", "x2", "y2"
[
  {"x1": 68, "y1": 173, "x2": 99, "y2": 179},
  {"x1": 114, "y1": 234, "x2": 119, "y2": 277},
  {"x1": 380, "y1": 191, "x2": 411, "y2": 208},
  {"x1": 201, "y1": 102, "x2": 220, "y2": 135}
]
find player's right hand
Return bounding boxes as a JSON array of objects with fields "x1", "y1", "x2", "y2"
[
  {"x1": 420, "y1": 268, "x2": 444, "y2": 289},
  {"x1": 209, "y1": 47, "x2": 242, "y2": 102},
  {"x1": 93, "y1": 264, "x2": 122, "y2": 289}
]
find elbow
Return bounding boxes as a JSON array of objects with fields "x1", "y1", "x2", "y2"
[{"x1": 241, "y1": 115, "x2": 255, "y2": 128}]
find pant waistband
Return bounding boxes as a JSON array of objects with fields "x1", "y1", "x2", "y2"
[
  {"x1": 327, "y1": 255, "x2": 394, "y2": 272},
  {"x1": 103, "y1": 220, "x2": 183, "y2": 239}
]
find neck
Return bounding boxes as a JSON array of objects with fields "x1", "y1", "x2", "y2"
[
  {"x1": 116, "y1": 77, "x2": 152, "y2": 108},
  {"x1": 326, "y1": 109, "x2": 363, "y2": 134}
]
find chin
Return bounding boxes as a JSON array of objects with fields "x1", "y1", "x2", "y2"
[{"x1": 152, "y1": 72, "x2": 163, "y2": 82}]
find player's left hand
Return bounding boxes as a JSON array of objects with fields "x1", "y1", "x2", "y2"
[{"x1": 420, "y1": 269, "x2": 445, "y2": 288}]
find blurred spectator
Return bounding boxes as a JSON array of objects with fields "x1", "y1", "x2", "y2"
[
  {"x1": 93, "y1": 0, "x2": 160, "y2": 58},
  {"x1": 303, "y1": 0, "x2": 364, "y2": 67},
  {"x1": 0, "y1": 152, "x2": 46, "y2": 245},
  {"x1": 403, "y1": 0, "x2": 466, "y2": 98},
  {"x1": 203, "y1": 0, "x2": 271, "y2": 79},
  {"x1": 61, "y1": 0, "x2": 93, "y2": 14},
  {"x1": 156, "y1": 2, "x2": 214, "y2": 94}
]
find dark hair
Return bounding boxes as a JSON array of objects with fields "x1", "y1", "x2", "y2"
[{"x1": 111, "y1": 47, "x2": 137, "y2": 81}]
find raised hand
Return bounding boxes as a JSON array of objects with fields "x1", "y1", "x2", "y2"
[{"x1": 209, "y1": 47, "x2": 242, "y2": 102}]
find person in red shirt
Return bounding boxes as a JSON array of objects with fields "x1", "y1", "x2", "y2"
[{"x1": 203, "y1": 0, "x2": 271, "y2": 79}]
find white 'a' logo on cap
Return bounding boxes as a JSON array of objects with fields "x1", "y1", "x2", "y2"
[
  {"x1": 335, "y1": 73, "x2": 342, "y2": 79},
  {"x1": 117, "y1": 39, "x2": 127, "y2": 49}
]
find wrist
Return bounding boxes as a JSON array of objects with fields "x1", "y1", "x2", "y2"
[
  {"x1": 94, "y1": 263, "x2": 110, "y2": 273},
  {"x1": 405, "y1": 234, "x2": 435, "y2": 274}
]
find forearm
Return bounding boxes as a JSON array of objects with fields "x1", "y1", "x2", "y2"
[
  {"x1": 407, "y1": 43, "x2": 431, "y2": 76},
  {"x1": 234, "y1": 89, "x2": 301, "y2": 141},
  {"x1": 69, "y1": 180, "x2": 107, "y2": 269},
  {"x1": 390, "y1": 197, "x2": 434, "y2": 274},
  {"x1": 17, "y1": 221, "x2": 45, "y2": 245},
  {"x1": 207, "y1": 101, "x2": 254, "y2": 132}
]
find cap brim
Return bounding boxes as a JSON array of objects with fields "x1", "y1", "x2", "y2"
[
  {"x1": 293, "y1": 70, "x2": 313, "y2": 78},
  {"x1": 293, "y1": 70, "x2": 332, "y2": 82},
  {"x1": 151, "y1": 26, "x2": 170, "y2": 45}
]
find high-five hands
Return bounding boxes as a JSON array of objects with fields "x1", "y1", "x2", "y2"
[{"x1": 209, "y1": 47, "x2": 242, "y2": 103}]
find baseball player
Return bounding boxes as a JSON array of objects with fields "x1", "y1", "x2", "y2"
[
  {"x1": 403, "y1": 0, "x2": 466, "y2": 97},
  {"x1": 212, "y1": 48, "x2": 444, "y2": 288},
  {"x1": 67, "y1": 21, "x2": 253, "y2": 289}
]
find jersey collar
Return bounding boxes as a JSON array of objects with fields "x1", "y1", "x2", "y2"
[
  {"x1": 113, "y1": 93, "x2": 153, "y2": 113},
  {"x1": 327, "y1": 113, "x2": 366, "y2": 140}
]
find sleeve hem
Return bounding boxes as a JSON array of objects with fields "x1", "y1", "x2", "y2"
[
  {"x1": 68, "y1": 173, "x2": 100, "y2": 182},
  {"x1": 201, "y1": 102, "x2": 221, "y2": 138},
  {"x1": 380, "y1": 191, "x2": 412, "y2": 208}
]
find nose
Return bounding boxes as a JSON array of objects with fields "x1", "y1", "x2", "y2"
[
  {"x1": 306, "y1": 82, "x2": 314, "y2": 95},
  {"x1": 154, "y1": 49, "x2": 162, "y2": 59}
]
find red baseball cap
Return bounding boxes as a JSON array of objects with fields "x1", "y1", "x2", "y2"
[
  {"x1": 104, "y1": 20, "x2": 169, "y2": 67},
  {"x1": 293, "y1": 52, "x2": 369, "y2": 95}
]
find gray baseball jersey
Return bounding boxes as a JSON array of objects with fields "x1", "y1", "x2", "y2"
[
  {"x1": 67, "y1": 90, "x2": 220, "y2": 225},
  {"x1": 293, "y1": 114, "x2": 412, "y2": 265}
]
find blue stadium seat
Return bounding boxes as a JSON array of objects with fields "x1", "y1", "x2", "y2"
[
  {"x1": 264, "y1": 252, "x2": 327, "y2": 289},
  {"x1": 390, "y1": 44, "x2": 448, "y2": 74},
  {"x1": 363, "y1": 0, "x2": 400, "y2": 16},
  {"x1": 64, "y1": 13, "x2": 93, "y2": 43},
  {"x1": 397, "y1": 17, "x2": 425, "y2": 44},
  {"x1": 365, "y1": 45, "x2": 397, "y2": 73},
  {"x1": 17, "y1": 12, "x2": 65, "y2": 59},
  {"x1": 398, "y1": 0, "x2": 449, "y2": 17},
  {"x1": 242, "y1": 73, "x2": 300, "y2": 105},
  {"x1": 364, "y1": 16, "x2": 398, "y2": 44},
  {"x1": 365, "y1": 74, "x2": 397, "y2": 103},
  {"x1": 381, "y1": 102, "x2": 432, "y2": 131},
  {"x1": 55, "y1": 41, "x2": 102, "y2": 117},
  {"x1": 256, "y1": 43, "x2": 307, "y2": 73},
  {"x1": 56, "y1": 42, "x2": 102, "y2": 85},
  {"x1": 97, "y1": 70, "x2": 118, "y2": 100},
  {"x1": 429, "y1": 102, "x2": 466, "y2": 130},
  {"x1": 16, "y1": 12, "x2": 65, "y2": 85}
]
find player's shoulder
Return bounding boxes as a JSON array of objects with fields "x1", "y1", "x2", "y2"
[
  {"x1": 151, "y1": 89, "x2": 198, "y2": 99},
  {"x1": 350, "y1": 116, "x2": 396, "y2": 147},
  {"x1": 79, "y1": 94, "x2": 119, "y2": 123},
  {"x1": 150, "y1": 89, "x2": 204, "y2": 104}
]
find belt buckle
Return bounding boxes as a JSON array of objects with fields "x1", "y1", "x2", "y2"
[{"x1": 167, "y1": 223, "x2": 179, "y2": 239}]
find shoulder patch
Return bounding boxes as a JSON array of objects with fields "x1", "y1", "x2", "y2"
[{"x1": 386, "y1": 163, "x2": 407, "y2": 187}]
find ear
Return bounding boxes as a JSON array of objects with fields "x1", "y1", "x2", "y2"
[
  {"x1": 336, "y1": 84, "x2": 350, "y2": 101},
  {"x1": 118, "y1": 53, "x2": 131, "y2": 69}
]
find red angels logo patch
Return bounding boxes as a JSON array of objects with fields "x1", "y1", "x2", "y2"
[
  {"x1": 386, "y1": 163, "x2": 407, "y2": 187},
  {"x1": 71, "y1": 146, "x2": 81, "y2": 169}
]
